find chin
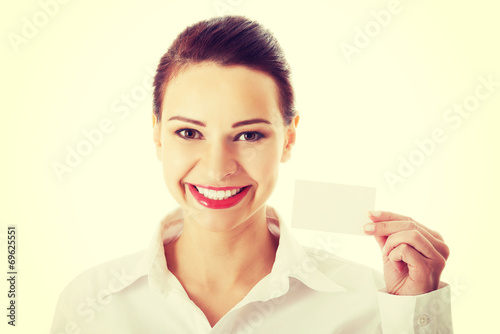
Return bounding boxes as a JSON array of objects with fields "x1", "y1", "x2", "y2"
[{"x1": 185, "y1": 209, "x2": 246, "y2": 232}]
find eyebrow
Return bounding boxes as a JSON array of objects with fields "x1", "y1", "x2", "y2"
[{"x1": 167, "y1": 116, "x2": 272, "y2": 128}]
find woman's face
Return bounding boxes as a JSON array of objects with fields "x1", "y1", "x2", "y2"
[{"x1": 153, "y1": 62, "x2": 297, "y2": 232}]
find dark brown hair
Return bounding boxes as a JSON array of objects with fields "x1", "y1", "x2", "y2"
[{"x1": 152, "y1": 15, "x2": 296, "y2": 126}]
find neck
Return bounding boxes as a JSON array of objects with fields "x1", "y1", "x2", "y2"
[{"x1": 165, "y1": 206, "x2": 279, "y2": 290}]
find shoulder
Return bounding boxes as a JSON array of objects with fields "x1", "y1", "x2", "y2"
[
  {"x1": 57, "y1": 249, "x2": 147, "y2": 307},
  {"x1": 302, "y1": 244, "x2": 385, "y2": 291}
]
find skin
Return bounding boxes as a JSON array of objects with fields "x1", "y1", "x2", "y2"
[
  {"x1": 152, "y1": 61, "x2": 449, "y2": 326},
  {"x1": 364, "y1": 211, "x2": 450, "y2": 295},
  {"x1": 152, "y1": 62, "x2": 298, "y2": 326}
]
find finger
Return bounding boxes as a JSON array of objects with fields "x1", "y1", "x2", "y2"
[
  {"x1": 382, "y1": 230, "x2": 442, "y2": 260},
  {"x1": 389, "y1": 257, "x2": 407, "y2": 273},
  {"x1": 364, "y1": 219, "x2": 419, "y2": 235},
  {"x1": 367, "y1": 212, "x2": 444, "y2": 242},
  {"x1": 374, "y1": 235, "x2": 387, "y2": 250},
  {"x1": 387, "y1": 243, "x2": 421, "y2": 273},
  {"x1": 364, "y1": 221, "x2": 449, "y2": 260},
  {"x1": 388, "y1": 243, "x2": 446, "y2": 282},
  {"x1": 368, "y1": 211, "x2": 413, "y2": 222}
]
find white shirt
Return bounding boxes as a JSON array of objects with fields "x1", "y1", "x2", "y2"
[{"x1": 51, "y1": 205, "x2": 453, "y2": 334}]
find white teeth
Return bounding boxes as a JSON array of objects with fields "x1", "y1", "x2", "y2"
[
  {"x1": 195, "y1": 186, "x2": 243, "y2": 200},
  {"x1": 208, "y1": 189, "x2": 216, "y2": 199}
]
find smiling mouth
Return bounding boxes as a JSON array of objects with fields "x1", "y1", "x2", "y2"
[{"x1": 193, "y1": 185, "x2": 248, "y2": 200}]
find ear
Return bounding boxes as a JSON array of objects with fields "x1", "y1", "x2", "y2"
[
  {"x1": 280, "y1": 114, "x2": 299, "y2": 163},
  {"x1": 152, "y1": 114, "x2": 162, "y2": 162}
]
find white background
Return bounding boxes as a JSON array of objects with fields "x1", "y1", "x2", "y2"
[{"x1": 1, "y1": 0, "x2": 499, "y2": 332}]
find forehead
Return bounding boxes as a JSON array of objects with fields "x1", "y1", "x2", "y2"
[{"x1": 162, "y1": 62, "x2": 282, "y2": 125}]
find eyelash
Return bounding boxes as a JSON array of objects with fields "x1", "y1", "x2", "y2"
[{"x1": 174, "y1": 128, "x2": 265, "y2": 142}]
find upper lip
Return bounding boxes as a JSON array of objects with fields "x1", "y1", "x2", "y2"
[{"x1": 189, "y1": 183, "x2": 249, "y2": 191}]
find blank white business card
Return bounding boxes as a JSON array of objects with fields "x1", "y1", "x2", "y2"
[{"x1": 291, "y1": 179, "x2": 376, "y2": 236}]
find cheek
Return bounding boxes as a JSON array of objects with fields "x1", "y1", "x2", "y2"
[
  {"x1": 239, "y1": 143, "x2": 281, "y2": 185},
  {"x1": 161, "y1": 143, "x2": 199, "y2": 186}
]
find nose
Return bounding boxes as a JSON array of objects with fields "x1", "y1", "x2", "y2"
[{"x1": 202, "y1": 140, "x2": 238, "y2": 182}]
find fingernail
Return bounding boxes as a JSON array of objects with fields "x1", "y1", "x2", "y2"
[
  {"x1": 363, "y1": 223, "x2": 375, "y2": 233},
  {"x1": 369, "y1": 211, "x2": 381, "y2": 217}
]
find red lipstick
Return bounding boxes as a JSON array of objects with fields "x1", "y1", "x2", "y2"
[{"x1": 188, "y1": 184, "x2": 250, "y2": 209}]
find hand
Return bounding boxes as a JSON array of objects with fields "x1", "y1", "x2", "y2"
[{"x1": 363, "y1": 211, "x2": 450, "y2": 295}]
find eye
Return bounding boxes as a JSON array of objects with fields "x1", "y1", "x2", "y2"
[
  {"x1": 175, "y1": 128, "x2": 203, "y2": 140},
  {"x1": 235, "y1": 132, "x2": 264, "y2": 142}
]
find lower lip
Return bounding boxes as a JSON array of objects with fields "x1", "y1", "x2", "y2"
[{"x1": 188, "y1": 184, "x2": 250, "y2": 209}]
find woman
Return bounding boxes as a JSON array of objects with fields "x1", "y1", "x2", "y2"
[{"x1": 51, "y1": 16, "x2": 452, "y2": 333}]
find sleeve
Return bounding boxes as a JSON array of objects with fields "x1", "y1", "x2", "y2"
[
  {"x1": 377, "y1": 282, "x2": 454, "y2": 334},
  {"x1": 50, "y1": 294, "x2": 83, "y2": 334}
]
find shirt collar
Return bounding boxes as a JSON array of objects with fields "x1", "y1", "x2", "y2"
[
  {"x1": 111, "y1": 205, "x2": 346, "y2": 297},
  {"x1": 257, "y1": 206, "x2": 347, "y2": 297}
]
